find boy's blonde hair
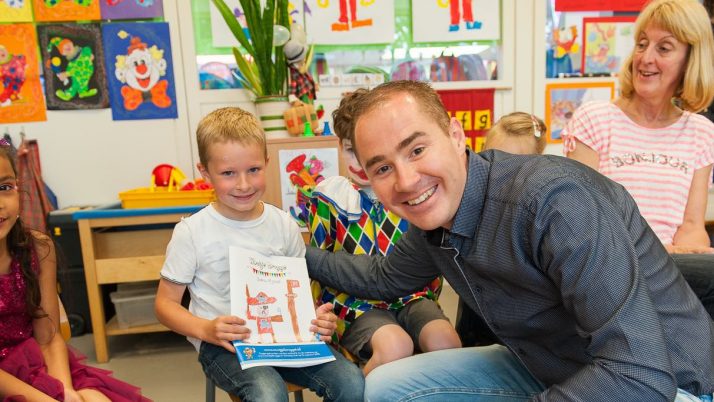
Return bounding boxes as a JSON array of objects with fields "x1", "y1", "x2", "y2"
[
  {"x1": 619, "y1": 0, "x2": 714, "y2": 112},
  {"x1": 196, "y1": 107, "x2": 267, "y2": 166},
  {"x1": 484, "y1": 112, "x2": 547, "y2": 154}
]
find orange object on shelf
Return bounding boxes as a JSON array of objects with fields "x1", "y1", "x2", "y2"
[{"x1": 119, "y1": 187, "x2": 215, "y2": 209}]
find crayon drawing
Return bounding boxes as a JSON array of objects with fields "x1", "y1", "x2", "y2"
[
  {"x1": 412, "y1": 0, "x2": 500, "y2": 43},
  {"x1": 33, "y1": 0, "x2": 100, "y2": 22},
  {"x1": 0, "y1": 24, "x2": 46, "y2": 123},
  {"x1": 304, "y1": 0, "x2": 394, "y2": 45},
  {"x1": 0, "y1": 0, "x2": 34, "y2": 22},
  {"x1": 582, "y1": 17, "x2": 637, "y2": 75},
  {"x1": 99, "y1": 0, "x2": 164, "y2": 20}
]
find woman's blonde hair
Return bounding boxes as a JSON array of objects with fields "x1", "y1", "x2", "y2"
[
  {"x1": 619, "y1": 0, "x2": 714, "y2": 112},
  {"x1": 484, "y1": 112, "x2": 547, "y2": 154}
]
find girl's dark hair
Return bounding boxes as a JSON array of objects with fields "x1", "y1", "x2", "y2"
[{"x1": 0, "y1": 147, "x2": 47, "y2": 319}]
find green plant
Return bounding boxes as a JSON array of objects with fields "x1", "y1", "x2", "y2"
[{"x1": 211, "y1": 0, "x2": 289, "y2": 97}]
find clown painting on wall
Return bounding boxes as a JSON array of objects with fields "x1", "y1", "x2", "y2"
[
  {"x1": 0, "y1": 24, "x2": 46, "y2": 123},
  {"x1": 37, "y1": 23, "x2": 109, "y2": 110},
  {"x1": 102, "y1": 22, "x2": 177, "y2": 120}
]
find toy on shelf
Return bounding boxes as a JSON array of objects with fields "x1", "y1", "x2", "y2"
[{"x1": 119, "y1": 164, "x2": 214, "y2": 209}]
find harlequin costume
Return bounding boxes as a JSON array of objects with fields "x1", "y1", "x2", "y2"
[
  {"x1": 307, "y1": 176, "x2": 442, "y2": 346},
  {"x1": 0, "y1": 51, "x2": 26, "y2": 105},
  {"x1": 0, "y1": 248, "x2": 150, "y2": 402}
]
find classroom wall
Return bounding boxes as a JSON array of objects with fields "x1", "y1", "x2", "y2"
[{"x1": 2, "y1": 0, "x2": 534, "y2": 209}]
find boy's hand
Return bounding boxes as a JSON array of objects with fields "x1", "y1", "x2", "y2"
[
  {"x1": 311, "y1": 303, "x2": 337, "y2": 342},
  {"x1": 203, "y1": 315, "x2": 250, "y2": 353}
]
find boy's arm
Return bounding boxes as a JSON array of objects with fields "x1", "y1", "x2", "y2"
[{"x1": 155, "y1": 279, "x2": 250, "y2": 353}]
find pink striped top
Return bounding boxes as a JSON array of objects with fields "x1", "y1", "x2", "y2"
[{"x1": 562, "y1": 101, "x2": 714, "y2": 245}]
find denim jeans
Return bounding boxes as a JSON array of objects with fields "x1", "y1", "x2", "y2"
[
  {"x1": 198, "y1": 342, "x2": 364, "y2": 402},
  {"x1": 365, "y1": 345, "x2": 544, "y2": 402},
  {"x1": 673, "y1": 254, "x2": 714, "y2": 320}
]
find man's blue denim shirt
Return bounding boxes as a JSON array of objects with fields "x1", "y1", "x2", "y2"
[{"x1": 307, "y1": 149, "x2": 714, "y2": 401}]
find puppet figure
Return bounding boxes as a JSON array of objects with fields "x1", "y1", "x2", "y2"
[
  {"x1": 48, "y1": 37, "x2": 97, "y2": 101},
  {"x1": 284, "y1": 24, "x2": 316, "y2": 105},
  {"x1": 0, "y1": 45, "x2": 26, "y2": 107},
  {"x1": 114, "y1": 34, "x2": 171, "y2": 111}
]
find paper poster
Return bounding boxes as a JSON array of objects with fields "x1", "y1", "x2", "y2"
[
  {"x1": 102, "y1": 22, "x2": 178, "y2": 120},
  {"x1": 0, "y1": 24, "x2": 46, "y2": 123},
  {"x1": 304, "y1": 0, "x2": 394, "y2": 45},
  {"x1": 0, "y1": 0, "x2": 34, "y2": 22},
  {"x1": 545, "y1": 81, "x2": 615, "y2": 142},
  {"x1": 582, "y1": 17, "x2": 636, "y2": 75},
  {"x1": 229, "y1": 248, "x2": 335, "y2": 369},
  {"x1": 37, "y1": 23, "x2": 109, "y2": 110},
  {"x1": 33, "y1": 0, "x2": 100, "y2": 22},
  {"x1": 279, "y1": 148, "x2": 339, "y2": 226},
  {"x1": 412, "y1": 0, "x2": 500, "y2": 43},
  {"x1": 99, "y1": 0, "x2": 164, "y2": 20},
  {"x1": 437, "y1": 88, "x2": 495, "y2": 151},
  {"x1": 210, "y1": 0, "x2": 304, "y2": 48}
]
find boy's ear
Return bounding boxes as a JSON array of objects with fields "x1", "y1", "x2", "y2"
[{"x1": 197, "y1": 163, "x2": 210, "y2": 182}]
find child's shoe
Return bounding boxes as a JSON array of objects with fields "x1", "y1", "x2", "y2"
[
  {"x1": 466, "y1": 21, "x2": 483, "y2": 30},
  {"x1": 449, "y1": 24, "x2": 459, "y2": 32}
]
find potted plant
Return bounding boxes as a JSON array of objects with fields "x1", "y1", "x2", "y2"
[{"x1": 211, "y1": 0, "x2": 291, "y2": 136}]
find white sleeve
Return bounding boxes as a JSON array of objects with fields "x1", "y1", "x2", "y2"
[
  {"x1": 160, "y1": 219, "x2": 198, "y2": 285},
  {"x1": 283, "y1": 214, "x2": 306, "y2": 258}
]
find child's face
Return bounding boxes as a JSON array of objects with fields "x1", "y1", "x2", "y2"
[
  {"x1": 339, "y1": 139, "x2": 370, "y2": 187},
  {"x1": 199, "y1": 140, "x2": 267, "y2": 221},
  {"x1": 0, "y1": 156, "x2": 19, "y2": 243}
]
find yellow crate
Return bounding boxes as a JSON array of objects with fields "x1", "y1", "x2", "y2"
[{"x1": 119, "y1": 187, "x2": 215, "y2": 209}]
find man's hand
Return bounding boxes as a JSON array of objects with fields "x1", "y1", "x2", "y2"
[
  {"x1": 666, "y1": 244, "x2": 714, "y2": 254},
  {"x1": 202, "y1": 315, "x2": 250, "y2": 353},
  {"x1": 311, "y1": 303, "x2": 337, "y2": 342}
]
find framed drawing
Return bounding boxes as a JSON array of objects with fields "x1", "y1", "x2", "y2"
[
  {"x1": 581, "y1": 16, "x2": 637, "y2": 75},
  {"x1": 544, "y1": 81, "x2": 615, "y2": 143},
  {"x1": 0, "y1": 24, "x2": 46, "y2": 123}
]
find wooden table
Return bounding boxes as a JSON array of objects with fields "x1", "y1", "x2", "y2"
[{"x1": 74, "y1": 205, "x2": 202, "y2": 363}]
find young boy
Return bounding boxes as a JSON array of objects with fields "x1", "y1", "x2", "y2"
[
  {"x1": 306, "y1": 90, "x2": 461, "y2": 375},
  {"x1": 155, "y1": 107, "x2": 364, "y2": 402}
]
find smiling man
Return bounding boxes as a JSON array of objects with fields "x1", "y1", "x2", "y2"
[{"x1": 306, "y1": 80, "x2": 714, "y2": 402}]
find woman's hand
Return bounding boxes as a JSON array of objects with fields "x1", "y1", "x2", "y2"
[
  {"x1": 202, "y1": 316, "x2": 250, "y2": 353},
  {"x1": 666, "y1": 244, "x2": 714, "y2": 254},
  {"x1": 311, "y1": 303, "x2": 337, "y2": 342}
]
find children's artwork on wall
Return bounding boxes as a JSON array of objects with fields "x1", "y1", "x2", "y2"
[
  {"x1": 210, "y1": 0, "x2": 303, "y2": 48},
  {"x1": 437, "y1": 88, "x2": 494, "y2": 151},
  {"x1": 100, "y1": 0, "x2": 163, "y2": 20},
  {"x1": 0, "y1": 0, "x2": 34, "y2": 22},
  {"x1": 412, "y1": 0, "x2": 500, "y2": 43},
  {"x1": 304, "y1": 0, "x2": 394, "y2": 45},
  {"x1": 0, "y1": 24, "x2": 46, "y2": 123},
  {"x1": 37, "y1": 23, "x2": 109, "y2": 110},
  {"x1": 582, "y1": 17, "x2": 636, "y2": 75},
  {"x1": 102, "y1": 22, "x2": 178, "y2": 120},
  {"x1": 278, "y1": 148, "x2": 339, "y2": 226},
  {"x1": 545, "y1": 81, "x2": 615, "y2": 143},
  {"x1": 32, "y1": 0, "x2": 100, "y2": 22}
]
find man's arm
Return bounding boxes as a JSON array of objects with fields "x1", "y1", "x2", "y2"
[
  {"x1": 306, "y1": 229, "x2": 440, "y2": 300},
  {"x1": 533, "y1": 180, "x2": 676, "y2": 401}
]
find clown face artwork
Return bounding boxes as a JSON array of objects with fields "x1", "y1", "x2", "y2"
[
  {"x1": 102, "y1": 22, "x2": 177, "y2": 120},
  {"x1": 0, "y1": 44, "x2": 27, "y2": 107},
  {"x1": 114, "y1": 35, "x2": 171, "y2": 111}
]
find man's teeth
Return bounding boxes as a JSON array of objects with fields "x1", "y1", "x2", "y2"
[{"x1": 407, "y1": 186, "x2": 436, "y2": 206}]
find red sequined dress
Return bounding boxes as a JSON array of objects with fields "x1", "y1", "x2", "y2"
[{"x1": 0, "y1": 251, "x2": 151, "y2": 402}]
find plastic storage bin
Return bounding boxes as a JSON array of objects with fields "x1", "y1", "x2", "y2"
[
  {"x1": 109, "y1": 286, "x2": 159, "y2": 329},
  {"x1": 118, "y1": 187, "x2": 214, "y2": 209}
]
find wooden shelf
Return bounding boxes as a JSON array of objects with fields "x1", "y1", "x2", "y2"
[{"x1": 105, "y1": 316, "x2": 169, "y2": 336}]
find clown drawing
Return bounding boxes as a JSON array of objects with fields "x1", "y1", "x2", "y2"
[
  {"x1": 47, "y1": 37, "x2": 97, "y2": 101},
  {"x1": 44, "y1": 0, "x2": 92, "y2": 7},
  {"x1": 439, "y1": 0, "x2": 482, "y2": 32},
  {"x1": 246, "y1": 289, "x2": 284, "y2": 344},
  {"x1": 0, "y1": 45, "x2": 26, "y2": 107},
  {"x1": 114, "y1": 32, "x2": 171, "y2": 111},
  {"x1": 318, "y1": 0, "x2": 373, "y2": 32}
]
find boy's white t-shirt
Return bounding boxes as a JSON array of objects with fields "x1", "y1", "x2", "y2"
[{"x1": 160, "y1": 202, "x2": 306, "y2": 351}]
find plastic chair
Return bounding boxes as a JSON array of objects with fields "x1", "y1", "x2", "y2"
[{"x1": 205, "y1": 375, "x2": 305, "y2": 402}]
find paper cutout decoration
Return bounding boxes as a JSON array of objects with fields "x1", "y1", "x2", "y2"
[
  {"x1": 33, "y1": 0, "x2": 100, "y2": 22},
  {"x1": 582, "y1": 17, "x2": 636, "y2": 75},
  {"x1": 412, "y1": 0, "x2": 500, "y2": 43},
  {"x1": 0, "y1": 0, "x2": 34, "y2": 22},
  {"x1": 0, "y1": 24, "x2": 46, "y2": 123},
  {"x1": 544, "y1": 81, "x2": 615, "y2": 143},
  {"x1": 304, "y1": 0, "x2": 394, "y2": 45},
  {"x1": 278, "y1": 148, "x2": 339, "y2": 223},
  {"x1": 437, "y1": 88, "x2": 494, "y2": 152},
  {"x1": 37, "y1": 23, "x2": 109, "y2": 110},
  {"x1": 102, "y1": 22, "x2": 178, "y2": 120},
  {"x1": 100, "y1": 0, "x2": 163, "y2": 20}
]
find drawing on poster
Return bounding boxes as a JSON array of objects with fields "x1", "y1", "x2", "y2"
[
  {"x1": 33, "y1": 0, "x2": 100, "y2": 22},
  {"x1": 0, "y1": 24, "x2": 46, "y2": 123},
  {"x1": 582, "y1": 17, "x2": 636, "y2": 75},
  {"x1": 0, "y1": 0, "x2": 33, "y2": 22},
  {"x1": 304, "y1": 0, "x2": 394, "y2": 45},
  {"x1": 545, "y1": 82, "x2": 615, "y2": 143},
  {"x1": 100, "y1": 0, "x2": 164, "y2": 20},
  {"x1": 412, "y1": 0, "x2": 500, "y2": 42}
]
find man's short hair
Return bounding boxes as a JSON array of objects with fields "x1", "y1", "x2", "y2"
[{"x1": 196, "y1": 107, "x2": 267, "y2": 166}]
